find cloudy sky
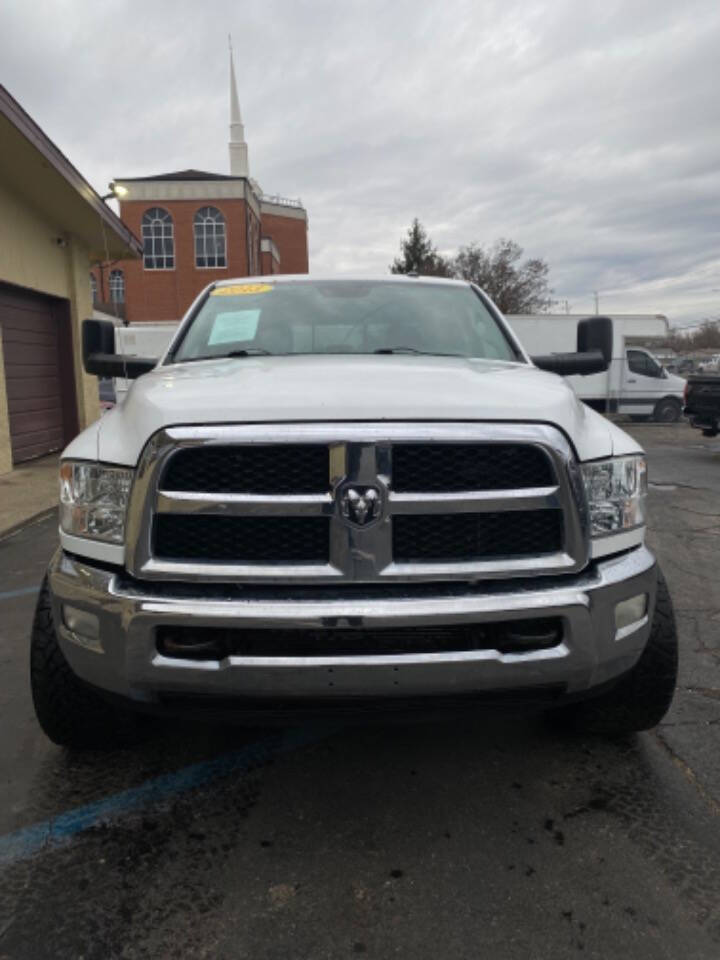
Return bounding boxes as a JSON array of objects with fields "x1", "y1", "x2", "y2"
[{"x1": 3, "y1": 0, "x2": 720, "y2": 325}]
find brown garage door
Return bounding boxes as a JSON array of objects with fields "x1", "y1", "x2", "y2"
[{"x1": 1, "y1": 284, "x2": 77, "y2": 465}]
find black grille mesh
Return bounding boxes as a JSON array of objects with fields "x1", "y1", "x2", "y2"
[
  {"x1": 154, "y1": 515, "x2": 329, "y2": 564},
  {"x1": 161, "y1": 445, "x2": 329, "y2": 494},
  {"x1": 393, "y1": 510, "x2": 563, "y2": 562},
  {"x1": 154, "y1": 440, "x2": 565, "y2": 569},
  {"x1": 156, "y1": 618, "x2": 563, "y2": 659},
  {"x1": 392, "y1": 444, "x2": 555, "y2": 492}
]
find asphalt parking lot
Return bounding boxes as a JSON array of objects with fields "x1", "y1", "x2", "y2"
[{"x1": 1, "y1": 421, "x2": 720, "y2": 960}]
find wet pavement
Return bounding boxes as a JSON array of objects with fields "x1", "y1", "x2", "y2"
[{"x1": 1, "y1": 421, "x2": 720, "y2": 959}]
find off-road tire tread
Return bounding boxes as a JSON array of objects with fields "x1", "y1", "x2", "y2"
[
  {"x1": 30, "y1": 576, "x2": 142, "y2": 748},
  {"x1": 552, "y1": 568, "x2": 678, "y2": 735}
]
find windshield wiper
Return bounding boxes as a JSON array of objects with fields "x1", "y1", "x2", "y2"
[
  {"x1": 373, "y1": 347, "x2": 463, "y2": 357},
  {"x1": 224, "y1": 348, "x2": 273, "y2": 357},
  {"x1": 183, "y1": 348, "x2": 273, "y2": 363}
]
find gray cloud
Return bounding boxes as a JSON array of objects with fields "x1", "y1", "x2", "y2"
[{"x1": 3, "y1": 0, "x2": 720, "y2": 324}]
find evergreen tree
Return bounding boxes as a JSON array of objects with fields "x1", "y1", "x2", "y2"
[{"x1": 390, "y1": 219, "x2": 453, "y2": 277}]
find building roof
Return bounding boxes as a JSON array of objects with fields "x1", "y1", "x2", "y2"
[
  {"x1": 116, "y1": 169, "x2": 244, "y2": 182},
  {"x1": 0, "y1": 84, "x2": 141, "y2": 261}
]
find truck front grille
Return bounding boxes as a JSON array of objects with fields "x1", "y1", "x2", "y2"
[{"x1": 130, "y1": 423, "x2": 587, "y2": 583}]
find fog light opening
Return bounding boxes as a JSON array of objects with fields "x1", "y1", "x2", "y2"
[
  {"x1": 62, "y1": 605, "x2": 102, "y2": 652},
  {"x1": 157, "y1": 628, "x2": 227, "y2": 661},
  {"x1": 614, "y1": 594, "x2": 648, "y2": 636},
  {"x1": 503, "y1": 619, "x2": 563, "y2": 652}
]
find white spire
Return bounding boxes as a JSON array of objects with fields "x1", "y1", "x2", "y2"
[{"x1": 228, "y1": 36, "x2": 249, "y2": 177}]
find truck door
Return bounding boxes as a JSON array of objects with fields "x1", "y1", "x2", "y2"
[{"x1": 619, "y1": 348, "x2": 666, "y2": 415}]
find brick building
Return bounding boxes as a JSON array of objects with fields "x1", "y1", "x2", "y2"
[{"x1": 91, "y1": 48, "x2": 308, "y2": 324}]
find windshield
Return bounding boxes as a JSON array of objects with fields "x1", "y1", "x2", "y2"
[{"x1": 170, "y1": 280, "x2": 520, "y2": 364}]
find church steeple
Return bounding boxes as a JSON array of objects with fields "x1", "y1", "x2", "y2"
[{"x1": 228, "y1": 37, "x2": 249, "y2": 177}]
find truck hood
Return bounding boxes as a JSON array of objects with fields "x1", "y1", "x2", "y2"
[{"x1": 86, "y1": 355, "x2": 638, "y2": 464}]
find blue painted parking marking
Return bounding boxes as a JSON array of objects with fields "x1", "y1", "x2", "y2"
[
  {"x1": 0, "y1": 724, "x2": 334, "y2": 867},
  {"x1": 0, "y1": 586, "x2": 40, "y2": 602}
]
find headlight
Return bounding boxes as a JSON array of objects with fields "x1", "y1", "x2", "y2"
[
  {"x1": 581, "y1": 455, "x2": 647, "y2": 537},
  {"x1": 59, "y1": 461, "x2": 133, "y2": 544}
]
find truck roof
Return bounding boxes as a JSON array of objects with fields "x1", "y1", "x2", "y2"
[
  {"x1": 510, "y1": 313, "x2": 669, "y2": 322},
  {"x1": 212, "y1": 275, "x2": 471, "y2": 290}
]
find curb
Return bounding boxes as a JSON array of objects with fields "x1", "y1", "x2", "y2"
[{"x1": 0, "y1": 506, "x2": 57, "y2": 543}]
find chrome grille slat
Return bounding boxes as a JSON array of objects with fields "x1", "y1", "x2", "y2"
[
  {"x1": 388, "y1": 487, "x2": 561, "y2": 514},
  {"x1": 125, "y1": 423, "x2": 589, "y2": 583},
  {"x1": 156, "y1": 491, "x2": 334, "y2": 517}
]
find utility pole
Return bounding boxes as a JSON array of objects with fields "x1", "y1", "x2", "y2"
[
  {"x1": 550, "y1": 298, "x2": 570, "y2": 314},
  {"x1": 593, "y1": 291, "x2": 599, "y2": 315}
]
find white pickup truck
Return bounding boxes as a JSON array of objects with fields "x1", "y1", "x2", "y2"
[{"x1": 31, "y1": 276, "x2": 677, "y2": 748}]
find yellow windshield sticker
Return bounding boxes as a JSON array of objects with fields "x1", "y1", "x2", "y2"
[{"x1": 211, "y1": 283, "x2": 273, "y2": 297}]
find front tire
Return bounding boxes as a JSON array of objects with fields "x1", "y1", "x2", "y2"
[
  {"x1": 653, "y1": 397, "x2": 682, "y2": 423},
  {"x1": 549, "y1": 568, "x2": 678, "y2": 735},
  {"x1": 30, "y1": 576, "x2": 143, "y2": 749}
]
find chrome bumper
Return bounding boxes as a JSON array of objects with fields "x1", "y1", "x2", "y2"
[{"x1": 48, "y1": 546, "x2": 657, "y2": 706}]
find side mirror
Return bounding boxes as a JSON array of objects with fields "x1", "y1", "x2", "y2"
[
  {"x1": 532, "y1": 315, "x2": 613, "y2": 377},
  {"x1": 82, "y1": 319, "x2": 158, "y2": 379},
  {"x1": 577, "y1": 316, "x2": 612, "y2": 365}
]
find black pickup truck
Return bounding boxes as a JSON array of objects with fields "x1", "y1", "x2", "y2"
[{"x1": 684, "y1": 376, "x2": 720, "y2": 436}]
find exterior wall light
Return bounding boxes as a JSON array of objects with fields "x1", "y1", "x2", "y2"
[{"x1": 101, "y1": 182, "x2": 129, "y2": 201}]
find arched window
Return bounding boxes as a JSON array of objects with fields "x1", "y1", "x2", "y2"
[
  {"x1": 194, "y1": 206, "x2": 227, "y2": 268},
  {"x1": 109, "y1": 269, "x2": 125, "y2": 303},
  {"x1": 90, "y1": 273, "x2": 97, "y2": 304},
  {"x1": 142, "y1": 207, "x2": 174, "y2": 269}
]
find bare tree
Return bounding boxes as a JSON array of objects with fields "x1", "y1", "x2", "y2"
[
  {"x1": 390, "y1": 219, "x2": 454, "y2": 277},
  {"x1": 452, "y1": 238, "x2": 552, "y2": 314},
  {"x1": 667, "y1": 320, "x2": 720, "y2": 352}
]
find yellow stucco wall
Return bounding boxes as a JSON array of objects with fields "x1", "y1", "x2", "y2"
[
  {"x1": 65, "y1": 237, "x2": 100, "y2": 430},
  {"x1": 0, "y1": 181, "x2": 70, "y2": 299},
  {"x1": 0, "y1": 181, "x2": 100, "y2": 475}
]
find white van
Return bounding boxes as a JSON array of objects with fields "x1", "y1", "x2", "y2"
[{"x1": 508, "y1": 314, "x2": 686, "y2": 422}]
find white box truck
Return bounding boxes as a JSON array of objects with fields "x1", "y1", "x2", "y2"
[
  {"x1": 113, "y1": 322, "x2": 179, "y2": 403},
  {"x1": 507, "y1": 314, "x2": 686, "y2": 422}
]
